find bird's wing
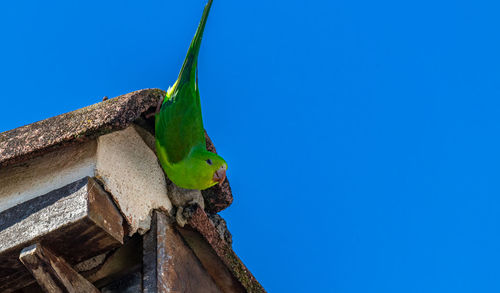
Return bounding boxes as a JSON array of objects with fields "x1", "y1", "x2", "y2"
[
  {"x1": 156, "y1": 0, "x2": 213, "y2": 164},
  {"x1": 156, "y1": 85, "x2": 205, "y2": 164}
]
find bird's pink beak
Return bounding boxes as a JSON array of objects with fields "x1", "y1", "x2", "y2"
[{"x1": 213, "y1": 166, "x2": 226, "y2": 186}]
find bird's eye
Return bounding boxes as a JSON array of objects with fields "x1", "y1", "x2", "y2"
[{"x1": 206, "y1": 159, "x2": 213, "y2": 165}]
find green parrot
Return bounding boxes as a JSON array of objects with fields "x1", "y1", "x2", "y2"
[{"x1": 155, "y1": 0, "x2": 227, "y2": 190}]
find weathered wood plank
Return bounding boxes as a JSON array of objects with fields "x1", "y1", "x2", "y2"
[
  {"x1": 0, "y1": 177, "x2": 124, "y2": 292},
  {"x1": 178, "y1": 205, "x2": 264, "y2": 293},
  {"x1": 143, "y1": 211, "x2": 222, "y2": 293},
  {"x1": 177, "y1": 227, "x2": 246, "y2": 293},
  {"x1": 19, "y1": 245, "x2": 63, "y2": 293},
  {"x1": 19, "y1": 243, "x2": 99, "y2": 293}
]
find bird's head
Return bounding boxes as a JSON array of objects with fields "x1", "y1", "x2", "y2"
[
  {"x1": 202, "y1": 151, "x2": 227, "y2": 187},
  {"x1": 184, "y1": 148, "x2": 227, "y2": 190}
]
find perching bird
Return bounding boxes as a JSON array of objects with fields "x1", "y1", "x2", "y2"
[{"x1": 155, "y1": 0, "x2": 227, "y2": 191}]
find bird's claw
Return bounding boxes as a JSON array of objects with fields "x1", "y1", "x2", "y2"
[{"x1": 175, "y1": 200, "x2": 201, "y2": 227}]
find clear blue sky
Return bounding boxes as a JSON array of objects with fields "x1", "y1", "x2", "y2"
[{"x1": 1, "y1": 0, "x2": 500, "y2": 292}]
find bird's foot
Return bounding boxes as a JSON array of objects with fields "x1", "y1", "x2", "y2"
[
  {"x1": 168, "y1": 183, "x2": 205, "y2": 227},
  {"x1": 175, "y1": 200, "x2": 202, "y2": 227}
]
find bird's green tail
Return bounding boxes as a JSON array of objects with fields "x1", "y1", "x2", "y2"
[{"x1": 175, "y1": 0, "x2": 213, "y2": 91}]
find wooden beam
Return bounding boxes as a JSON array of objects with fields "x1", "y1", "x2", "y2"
[
  {"x1": 177, "y1": 205, "x2": 264, "y2": 293},
  {"x1": 177, "y1": 227, "x2": 245, "y2": 293},
  {"x1": 0, "y1": 177, "x2": 124, "y2": 292},
  {"x1": 19, "y1": 243, "x2": 99, "y2": 293},
  {"x1": 143, "y1": 211, "x2": 222, "y2": 293}
]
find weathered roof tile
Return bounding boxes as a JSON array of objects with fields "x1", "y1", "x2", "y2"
[{"x1": 0, "y1": 89, "x2": 163, "y2": 168}]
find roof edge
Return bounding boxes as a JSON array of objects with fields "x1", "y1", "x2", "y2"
[{"x1": 0, "y1": 89, "x2": 164, "y2": 168}]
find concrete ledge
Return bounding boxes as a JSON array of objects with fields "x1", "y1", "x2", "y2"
[{"x1": 96, "y1": 126, "x2": 172, "y2": 235}]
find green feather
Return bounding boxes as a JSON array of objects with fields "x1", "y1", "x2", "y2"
[
  {"x1": 155, "y1": 0, "x2": 227, "y2": 190},
  {"x1": 157, "y1": 0, "x2": 212, "y2": 164},
  {"x1": 176, "y1": 0, "x2": 213, "y2": 91}
]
